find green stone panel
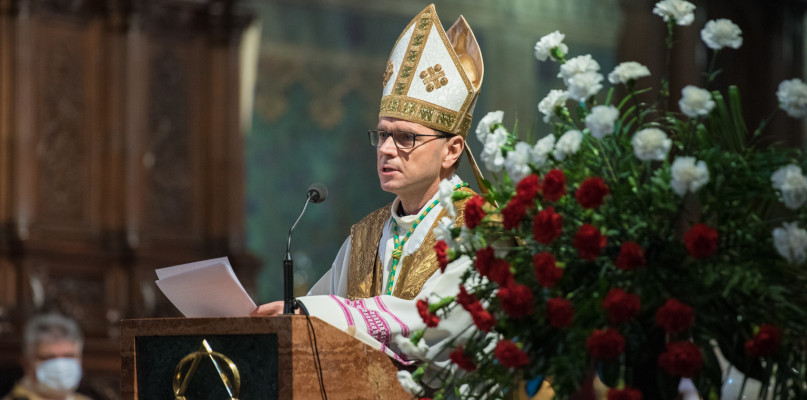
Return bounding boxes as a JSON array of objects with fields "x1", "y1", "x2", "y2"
[{"x1": 135, "y1": 334, "x2": 278, "y2": 400}]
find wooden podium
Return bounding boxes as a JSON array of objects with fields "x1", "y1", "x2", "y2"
[{"x1": 120, "y1": 316, "x2": 411, "y2": 400}]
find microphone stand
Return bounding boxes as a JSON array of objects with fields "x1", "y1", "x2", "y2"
[{"x1": 284, "y1": 193, "x2": 314, "y2": 314}]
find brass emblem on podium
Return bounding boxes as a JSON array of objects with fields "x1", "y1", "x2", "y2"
[{"x1": 173, "y1": 339, "x2": 241, "y2": 400}]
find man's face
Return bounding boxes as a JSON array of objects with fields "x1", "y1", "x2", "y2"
[
  {"x1": 25, "y1": 340, "x2": 81, "y2": 377},
  {"x1": 376, "y1": 117, "x2": 448, "y2": 201}
]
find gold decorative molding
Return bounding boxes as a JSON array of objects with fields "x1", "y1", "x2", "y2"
[{"x1": 255, "y1": 41, "x2": 382, "y2": 129}]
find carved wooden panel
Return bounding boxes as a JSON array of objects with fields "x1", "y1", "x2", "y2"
[
  {"x1": 145, "y1": 42, "x2": 194, "y2": 232},
  {"x1": 27, "y1": 19, "x2": 104, "y2": 244},
  {"x1": 36, "y1": 28, "x2": 87, "y2": 223},
  {"x1": 20, "y1": 256, "x2": 111, "y2": 336}
]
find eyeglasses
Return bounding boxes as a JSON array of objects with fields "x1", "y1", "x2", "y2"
[{"x1": 368, "y1": 130, "x2": 451, "y2": 149}]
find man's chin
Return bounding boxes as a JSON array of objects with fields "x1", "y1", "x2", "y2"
[{"x1": 378, "y1": 179, "x2": 401, "y2": 195}]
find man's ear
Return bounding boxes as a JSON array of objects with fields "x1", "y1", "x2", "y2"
[{"x1": 442, "y1": 135, "x2": 464, "y2": 169}]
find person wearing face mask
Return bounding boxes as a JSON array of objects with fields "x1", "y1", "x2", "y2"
[{"x1": 2, "y1": 313, "x2": 90, "y2": 400}]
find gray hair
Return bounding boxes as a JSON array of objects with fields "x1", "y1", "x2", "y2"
[{"x1": 23, "y1": 313, "x2": 83, "y2": 358}]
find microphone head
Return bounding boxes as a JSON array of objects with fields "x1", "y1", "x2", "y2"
[{"x1": 307, "y1": 183, "x2": 328, "y2": 203}]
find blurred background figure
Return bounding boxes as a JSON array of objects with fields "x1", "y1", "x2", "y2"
[{"x1": 2, "y1": 313, "x2": 90, "y2": 400}]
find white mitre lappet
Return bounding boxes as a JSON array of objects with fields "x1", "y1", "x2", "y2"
[{"x1": 379, "y1": 4, "x2": 487, "y2": 188}]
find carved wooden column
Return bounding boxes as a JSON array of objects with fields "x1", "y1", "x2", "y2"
[
  {"x1": 0, "y1": 0, "x2": 19, "y2": 342},
  {"x1": 0, "y1": 1, "x2": 259, "y2": 398},
  {"x1": 124, "y1": 0, "x2": 260, "y2": 318}
]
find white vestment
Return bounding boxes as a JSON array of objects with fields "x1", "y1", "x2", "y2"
[{"x1": 297, "y1": 175, "x2": 472, "y2": 364}]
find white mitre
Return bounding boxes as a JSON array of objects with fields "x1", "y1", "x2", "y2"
[{"x1": 380, "y1": 4, "x2": 484, "y2": 138}]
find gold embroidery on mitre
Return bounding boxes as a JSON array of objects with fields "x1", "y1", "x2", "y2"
[
  {"x1": 347, "y1": 205, "x2": 391, "y2": 299},
  {"x1": 378, "y1": 5, "x2": 484, "y2": 138},
  {"x1": 393, "y1": 187, "x2": 476, "y2": 300},
  {"x1": 389, "y1": 10, "x2": 432, "y2": 98},
  {"x1": 380, "y1": 95, "x2": 473, "y2": 133},
  {"x1": 382, "y1": 61, "x2": 394, "y2": 88},
  {"x1": 420, "y1": 64, "x2": 448, "y2": 92}
]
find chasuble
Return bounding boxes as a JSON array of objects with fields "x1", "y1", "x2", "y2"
[{"x1": 298, "y1": 174, "x2": 477, "y2": 365}]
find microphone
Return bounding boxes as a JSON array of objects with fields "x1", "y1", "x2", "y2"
[
  {"x1": 307, "y1": 183, "x2": 328, "y2": 204},
  {"x1": 284, "y1": 183, "x2": 328, "y2": 314}
]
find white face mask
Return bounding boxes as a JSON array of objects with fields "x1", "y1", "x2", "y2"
[{"x1": 35, "y1": 357, "x2": 82, "y2": 397}]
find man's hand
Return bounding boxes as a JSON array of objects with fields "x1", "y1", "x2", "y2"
[
  {"x1": 251, "y1": 301, "x2": 284, "y2": 316},
  {"x1": 250, "y1": 301, "x2": 302, "y2": 316}
]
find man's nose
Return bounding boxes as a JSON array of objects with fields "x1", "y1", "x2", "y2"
[{"x1": 378, "y1": 135, "x2": 398, "y2": 155}]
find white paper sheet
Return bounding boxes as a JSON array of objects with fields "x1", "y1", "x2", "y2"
[{"x1": 154, "y1": 258, "x2": 257, "y2": 317}]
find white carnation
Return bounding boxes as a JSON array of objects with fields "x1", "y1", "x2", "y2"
[
  {"x1": 457, "y1": 226, "x2": 484, "y2": 253},
  {"x1": 777, "y1": 79, "x2": 807, "y2": 118},
  {"x1": 653, "y1": 0, "x2": 696, "y2": 26},
  {"x1": 532, "y1": 134, "x2": 556, "y2": 167},
  {"x1": 537, "y1": 90, "x2": 569, "y2": 123},
  {"x1": 771, "y1": 164, "x2": 807, "y2": 210},
  {"x1": 567, "y1": 71, "x2": 604, "y2": 102},
  {"x1": 475, "y1": 110, "x2": 504, "y2": 143},
  {"x1": 434, "y1": 216, "x2": 456, "y2": 247},
  {"x1": 608, "y1": 61, "x2": 651, "y2": 85},
  {"x1": 558, "y1": 54, "x2": 601, "y2": 85},
  {"x1": 773, "y1": 222, "x2": 807, "y2": 265},
  {"x1": 437, "y1": 179, "x2": 458, "y2": 217},
  {"x1": 505, "y1": 142, "x2": 533, "y2": 183},
  {"x1": 679, "y1": 85, "x2": 715, "y2": 118},
  {"x1": 585, "y1": 105, "x2": 619, "y2": 139},
  {"x1": 394, "y1": 335, "x2": 429, "y2": 360},
  {"x1": 700, "y1": 19, "x2": 743, "y2": 50},
  {"x1": 397, "y1": 370, "x2": 425, "y2": 396},
  {"x1": 554, "y1": 130, "x2": 583, "y2": 161},
  {"x1": 534, "y1": 31, "x2": 568, "y2": 62},
  {"x1": 670, "y1": 156, "x2": 710, "y2": 196},
  {"x1": 481, "y1": 127, "x2": 508, "y2": 172},
  {"x1": 632, "y1": 128, "x2": 671, "y2": 161}
]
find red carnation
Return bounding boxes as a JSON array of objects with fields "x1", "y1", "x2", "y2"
[
  {"x1": 416, "y1": 299, "x2": 440, "y2": 327},
  {"x1": 745, "y1": 324, "x2": 782, "y2": 357},
  {"x1": 547, "y1": 297, "x2": 574, "y2": 328},
  {"x1": 494, "y1": 340, "x2": 530, "y2": 368},
  {"x1": 457, "y1": 286, "x2": 476, "y2": 309},
  {"x1": 502, "y1": 198, "x2": 527, "y2": 230},
  {"x1": 574, "y1": 224, "x2": 607, "y2": 261},
  {"x1": 488, "y1": 258, "x2": 513, "y2": 286},
  {"x1": 464, "y1": 195, "x2": 487, "y2": 229},
  {"x1": 532, "y1": 207, "x2": 563, "y2": 245},
  {"x1": 434, "y1": 240, "x2": 450, "y2": 272},
  {"x1": 607, "y1": 387, "x2": 642, "y2": 400},
  {"x1": 684, "y1": 223, "x2": 718, "y2": 259},
  {"x1": 615, "y1": 241, "x2": 646, "y2": 271},
  {"x1": 474, "y1": 247, "x2": 512, "y2": 285},
  {"x1": 586, "y1": 329, "x2": 625, "y2": 360},
  {"x1": 658, "y1": 341, "x2": 703, "y2": 378},
  {"x1": 656, "y1": 298, "x2": 695, "y2": 334},
  {"x1": 576, "y1": 177, "x2": 611, "y2": 209},
  {"x1": 533, "y1": 252, "x2": 563, "y2": 288},
  {"x1": 515, "y1": 174, "x2": 541, "y2": 204},
  {"x1": 474, "y1": 246, "x2": 496, "y2": 276},
  {"x1": 542, "y1": 169, "x2": 567, "y2": 202},
  {"x1": 449, "y1": 345, "x2": 477, "y2": 371},
  {"x1": 457, "y1": 286, "x2": 495, "y2": 332},
  {"x1": 497, "y1": 280, "x2": 533, "y2": 318},
  {"x1": 467, "y1": 302, "x2": 496, "y2": 332},
  {"x1": 602, "y1": 288, "x2": 641, "y2": 325}
]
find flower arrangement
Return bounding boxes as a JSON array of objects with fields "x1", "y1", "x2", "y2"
[{"x1": 399, "y1": 0, "x2": 807, "y2": 399}]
